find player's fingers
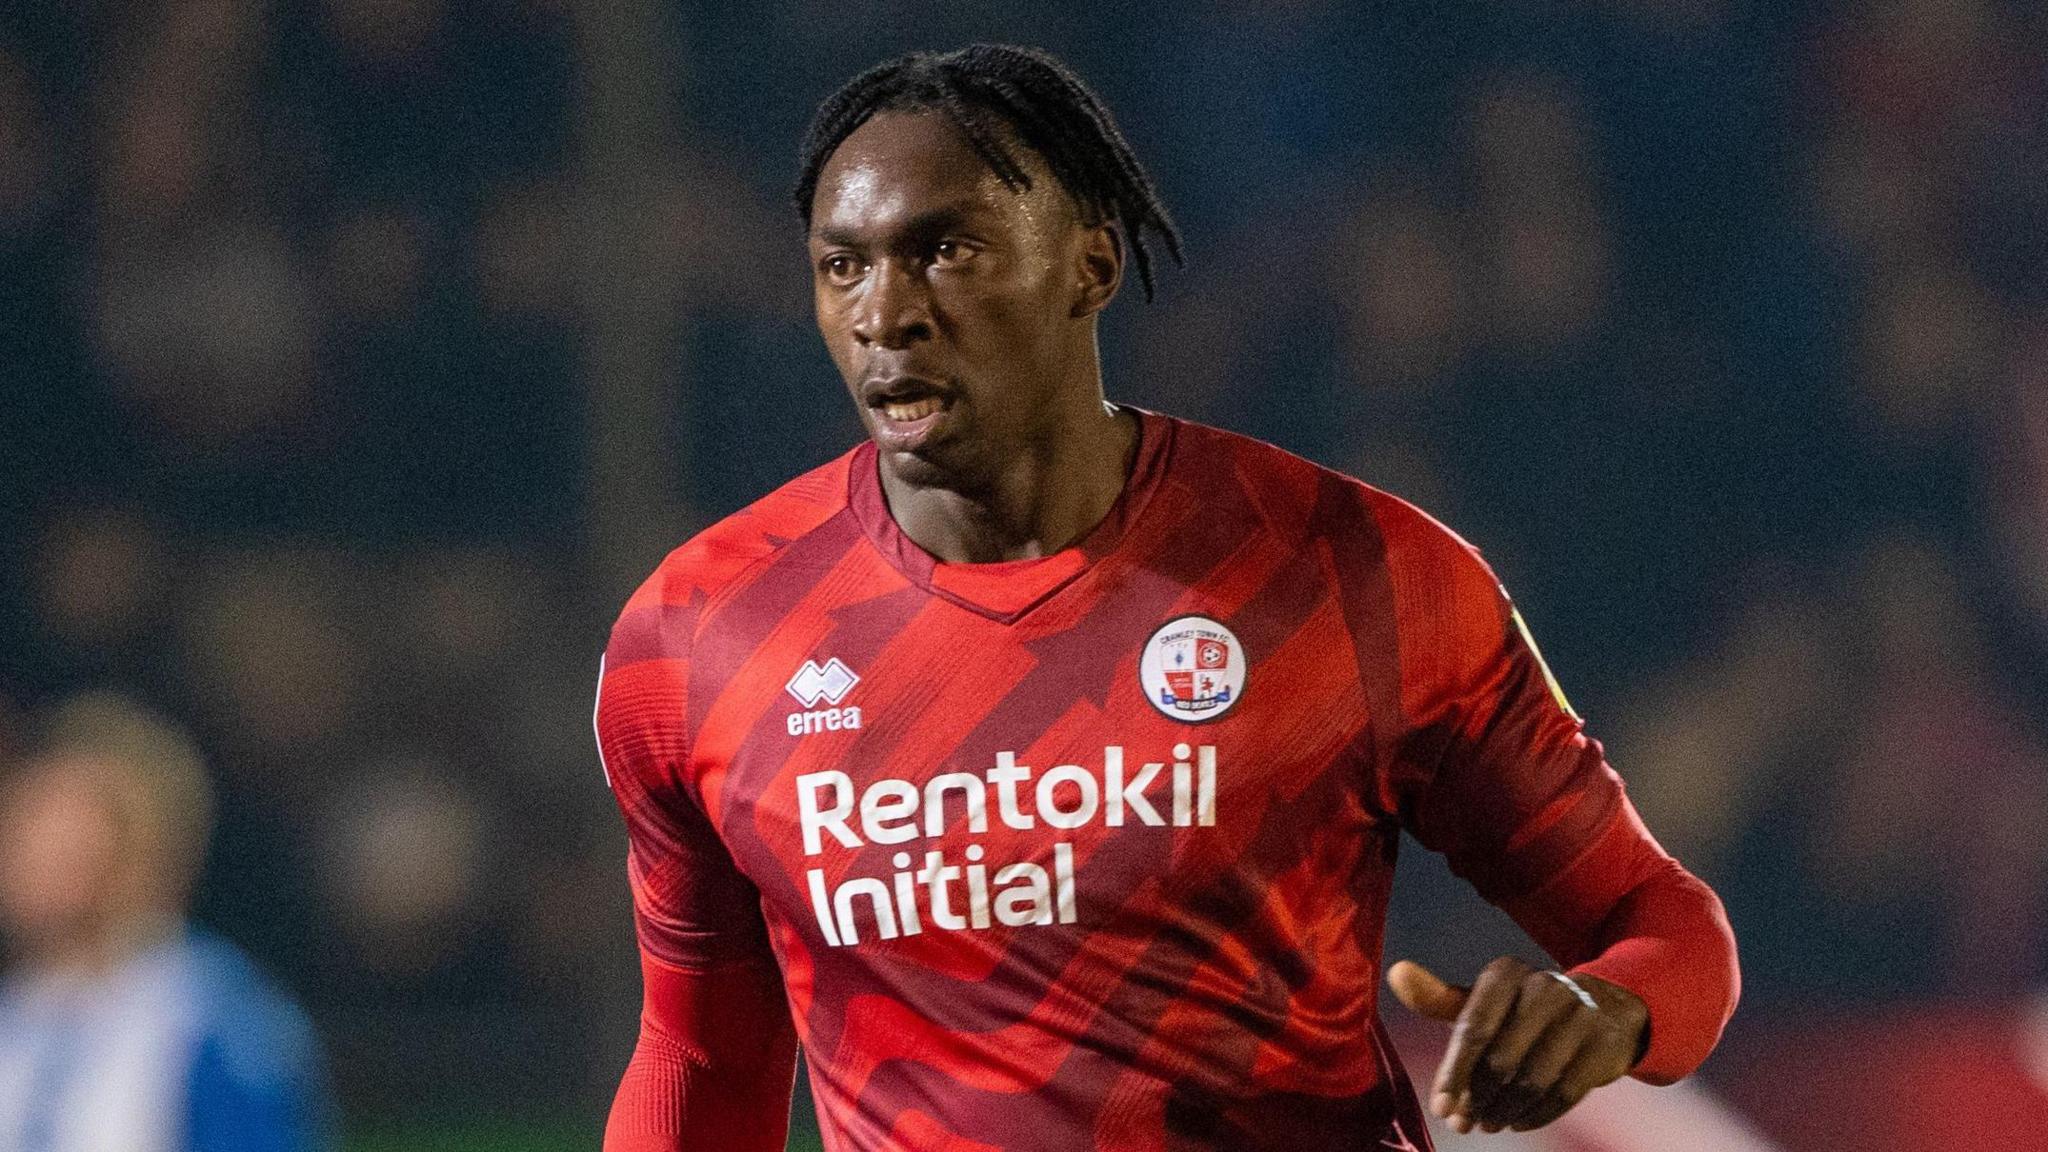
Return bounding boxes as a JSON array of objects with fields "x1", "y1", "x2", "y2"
[
  {"x1": 1463, "y1": 970, "x2": 1587, "y2": 1131},
  {"x1": 1386, "y1": 960, "x2": 1466, "y2": 1023},
  {"x1": 1508, "y1": 1042, "x2": 1611, "y2": 1132},
  {"x1": 1480, "y1": 1008, "x2": 1595, "y2": 1132},
  {"x1": 1432, "y1": 956, "x2": 1530, "y2": 1127}
]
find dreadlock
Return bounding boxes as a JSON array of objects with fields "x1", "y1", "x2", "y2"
[{"x1": 794, "y1": 44, "x2": 1185, "y2": 301}]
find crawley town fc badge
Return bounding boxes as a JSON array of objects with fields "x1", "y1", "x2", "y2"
[{"x1": 1139, "y1": 615, "x2": 1246, "y2": 722}]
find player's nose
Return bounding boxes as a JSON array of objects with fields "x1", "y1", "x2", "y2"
[{"x1": 851, "y1": 259, "x2": 933, "y2": 349}]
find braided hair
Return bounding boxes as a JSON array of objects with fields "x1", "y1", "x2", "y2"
[{"x1": 794, "y1": 44, "x2": 1184, "y2": 301}]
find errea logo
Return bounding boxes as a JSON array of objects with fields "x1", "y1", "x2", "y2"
[
  {"x1": 787, "y1": 658, "x2": 862, "y2": 737},
  {"x1": 787, "y1": 658, "x2": 859, "y2": 706}
]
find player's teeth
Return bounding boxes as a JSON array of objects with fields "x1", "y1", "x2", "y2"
[{"x1": 884, "y1": 398, "x2": 942, "y2": 421}]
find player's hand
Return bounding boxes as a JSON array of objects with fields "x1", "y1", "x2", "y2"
[{"x1": 1385, "y1": 957, "x2": 1648, "y2": 1134}]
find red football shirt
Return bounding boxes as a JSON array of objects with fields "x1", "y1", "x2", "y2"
[{"x1": 597, "y1": 410, "x2": 1736, "y2": 1151}]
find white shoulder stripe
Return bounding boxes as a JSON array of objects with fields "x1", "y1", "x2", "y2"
[{"x1": 592, "y1": 652, "x2": 612, "y2": 791}]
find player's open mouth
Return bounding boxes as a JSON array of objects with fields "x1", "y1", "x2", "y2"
[
  {"x1": 865, "y1": 380, "x2": 955, "y2": 450},
  {"x1": 873, "y1": 396, "x2": 952, "y2": 449},
  {"x1": 881, "y1": 396, "x2": 944, "y2": 423}
]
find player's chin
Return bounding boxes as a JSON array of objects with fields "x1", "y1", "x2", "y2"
[
  {"x1": 867, "y1": 417, "x2": 973, "y2": 481},
  {"x1": 878, "y1": 439, "x2": 968, "y2": 487}
]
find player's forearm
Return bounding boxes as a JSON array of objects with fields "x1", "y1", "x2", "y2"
[
  {"x1": 1500, "y1": 803, "x2": 1739, "y2": 1086},
  {"x1": 605, "y1": 1031, "x2": 797, "y2": 1152},
  {"x1": 1563, "y1": 858, "x2": 1738, "y2": 1085},
  {"x1": 604, "y1": 950, "x2": 799, "y2": 1152}
]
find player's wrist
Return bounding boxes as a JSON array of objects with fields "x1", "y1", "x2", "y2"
[{"x1": 1569, "y1": 973, "x2": 1651, "y2": 1065}]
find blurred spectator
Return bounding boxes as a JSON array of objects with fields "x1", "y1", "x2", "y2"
[
  {"x1": 1463, "y1": 72, "x2": 1610, "y2": 353},
  {"x1": 0, "y1": 691, "x2": 333, "y2": 1151},
  {"x1": 93, "y1": 224, "x2": 323, "y2": 452},
  {"x1": 1340, "y1": 182, "x2": 1472, "y2": 392},
  {"x1": 1854, "y1": 254, "x2": 1998, "y2": 448},
  {"x1": 32, "y1": 507, "x2": 171, "y2": 667},
  {"x1": 315, "y1": 755, "x2": 488, "y2": 980},
  {"x1": 1613, "y1": 568, "x2": 1852, "y2": 880},
  {"x1": 174, "y1": 547, "x2": 363, "y2": 774}
]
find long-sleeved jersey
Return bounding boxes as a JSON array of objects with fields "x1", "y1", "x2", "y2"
[{"x1": 596, "y1": 409, "x2": 1738, "y2": 1152}]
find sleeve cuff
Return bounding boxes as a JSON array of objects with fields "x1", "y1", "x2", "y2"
[{"x1": 1568, "y1": 866, "x2": 1740, "y2": 1085}]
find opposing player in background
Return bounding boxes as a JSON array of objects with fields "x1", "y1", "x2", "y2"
[
  {"x1": 596, "y1": 44, "x2": 1737, "y2": 1151},
  {"x1": 0, "y1": 693, "x2": 332, "y2": 1152}
]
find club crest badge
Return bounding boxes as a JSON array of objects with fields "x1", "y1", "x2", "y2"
[{"x1": 1139, "y1": 615, "x2": 1246, "y2": 722}]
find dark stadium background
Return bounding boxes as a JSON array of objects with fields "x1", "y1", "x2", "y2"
[{"x1": 3, "y1": 1, "x2": 2045, "y2": 1149}]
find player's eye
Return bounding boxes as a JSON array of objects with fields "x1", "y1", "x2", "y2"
[
  {"x1": 932, "y1": 239, "x2": 978, "y2": 267},
  {"x1": 821, "y1": 254, "x2": 863, "y2": 284}
]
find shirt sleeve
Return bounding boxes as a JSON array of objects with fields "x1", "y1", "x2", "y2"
[
  {"x1": 1375, "y1": 496, "x2": 1739, "y2": 1085},
  {"x1": 604, "y1": 948, "x2": 799, "y2": 1152},
  {"x1": 597, "y1": 592, "x2": 799, "y2": 1151},
  {"x1": 596, "y1": 595, "x2": 775, "y2": 972}
]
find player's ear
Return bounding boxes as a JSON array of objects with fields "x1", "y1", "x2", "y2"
[{"x1": 1072, "y1": 221, "x2": 1122, "y2": 318}]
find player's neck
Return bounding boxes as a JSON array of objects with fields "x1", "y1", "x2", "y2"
[
  {"x1": 880, "y1": 400, "x2": 1139, "y2": 565},
  {"x1": 20, "y1": 904, "x2": 180, "y2": 978}
]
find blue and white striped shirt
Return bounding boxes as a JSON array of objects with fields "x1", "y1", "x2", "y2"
[{"x1": 0, "y1": 929, "x2": 332, "y2": 1152}]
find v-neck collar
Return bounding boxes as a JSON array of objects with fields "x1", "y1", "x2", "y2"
[{"x1": 847, "y1": 407, "x2": 1175, "y2": 624}]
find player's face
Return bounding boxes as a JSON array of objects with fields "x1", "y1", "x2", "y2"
[
  {"x1": 808, "y1": 112, "x2": 1104, "y2": 488},
  {"x1": 0, "y1": 764, "x2": 121, "y2": 955}
]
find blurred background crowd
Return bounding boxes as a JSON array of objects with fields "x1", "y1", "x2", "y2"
[{"x1": 1, "y1": 1, "x2": 2043, "y2": 1149}]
